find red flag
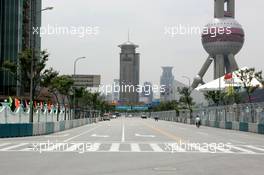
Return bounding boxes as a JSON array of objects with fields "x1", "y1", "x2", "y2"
[
  {"x1": 15, "y1": 98, "x2": 20, "y2": 109},
  {"x1": 48, "y1": 102, "x2": 51, "y2": 110},
  {"x1": 224, "y1": 73, "x2": 233, "y2": 80}
]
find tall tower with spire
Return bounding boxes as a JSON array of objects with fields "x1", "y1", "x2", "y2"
[
  {"x1": 191, "y1": 0, "x2": 245, "y2": 89},
  {"x1": 118, "y1": 34, "x2": 140, "y2": 103}
]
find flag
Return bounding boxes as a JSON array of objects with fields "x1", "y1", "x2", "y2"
[
  {"x1": 8, "y1": 96, "x2": 13, "y2": 107},
  {"x1": 224, "y1": 73, "x2": 233, "y2": 80},
  {"x1": 25, "y1": 100, "x2": 29, "y2": 108},
  {"x1": 15, "y1": 98, "x2": 20, "y2": 109},
  {"x1": 48, "y1": 102, "x2": 51, "y2": 110}
]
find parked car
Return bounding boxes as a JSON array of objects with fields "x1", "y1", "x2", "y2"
[
  {"x1": 141, "y1": 114, "x2": 147, "y2": 119},
  {"x1": 111, "y1": 114, "x2": 117, "y2": 119},
  {"x1": 103, "y1": 113, "x2": 111, "y2": 121}
]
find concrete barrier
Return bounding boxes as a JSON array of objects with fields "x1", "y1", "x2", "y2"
[
  {"x1": 258, "y1": 124, "x2": 264, "y2": 134},
  {"x1": 0, "y1": 118, "x2": 98, "y2": 138},
  {"x1": 248, "y1": 123, "x2": 258, "y2": 133},
  {"x1": 219, "y1": 121, "x2": 225, "y2": 129},
  {"x1": 232, "y1": 121, "x2": 240, "y2": 130},
  {"x1": 54, "y1": 122, "x2": 60, "y2": 132},
  {"x1": 209, "y1": 121, "x2": 216, "y2": 127},
  {"x1": 239, "y1": 122, "x2": 248, "y2": 132},
  {"x1": 0, "y1": 124, "x2": 33, "y2": 137},
  {"x1": 225, "y1": 122, "x2": 232, "y2": 129}
]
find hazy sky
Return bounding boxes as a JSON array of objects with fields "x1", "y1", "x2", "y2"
[{"x1": 41, "y1": 0, "x2": 264, "y2": 86}]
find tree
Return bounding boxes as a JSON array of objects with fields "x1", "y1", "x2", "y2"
[
  {"x1": 50, "y1": 75, "x2": 74, "y2": 120},
  {"x1": 178, "y1": 87, "x2": 195, "y2": 118},
  {"x1": 152, "y1": 100, "x2": 179, "y2": 112},
  {"x1": 236, "y1": 68, "x2": 263, "y2": 103},
  {"x1": 2, "y1": 49, "x2": 49, "y2": 97}
]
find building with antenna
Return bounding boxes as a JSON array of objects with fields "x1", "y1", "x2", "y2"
[
  {"x1": 118, "y1": 33, "x2": 140, "y2": 103},
  {"x1": 192, "y1": 0, "x2": 245, "y2": 89}
]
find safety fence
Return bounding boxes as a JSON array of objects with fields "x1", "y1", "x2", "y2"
[
  {"x1": 0, "y1": 102, "x2": 100, "y2": 124},
  {"x1": 0, "y1": 102, "x2": 101, "y2": 138},
  {"x1": 150, "y1": 102, "x2": 264, "y2": 134}
]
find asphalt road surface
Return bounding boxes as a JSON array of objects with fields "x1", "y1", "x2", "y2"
[{"x1": 1, "y1": 116, "x2": 264, "y2": 175}]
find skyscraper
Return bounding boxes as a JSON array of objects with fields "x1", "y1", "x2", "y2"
[
  {"x1": 192, "y1": 0, "x2": 244, "y2": 89},
  {"x1": 118, "y1": 39, "x2": 140, "y2": 103},
  {"x1": 160, "y1": 66, "x2": 174, "y2": 102},
  {"x1": 0, "y1": 0, "x2": 42, "y2": 96},
  {"x1": 112, "y1": 79, "x2": 120, "y2": 103},
  {"x1": 141, "y1": 82, "x2": 153, "y2": 104}
]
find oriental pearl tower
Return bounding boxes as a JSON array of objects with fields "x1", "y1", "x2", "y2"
[{"x1": 192, "y1": 0, "x2": 245, "y2": 89}]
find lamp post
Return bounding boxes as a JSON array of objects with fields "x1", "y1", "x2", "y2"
[
  {"x1": 29, "y1": 7, "x2": 53, "y2": 123},
  {"x1": 73, "y1": 57, "x2": 86, "y2": 119}
]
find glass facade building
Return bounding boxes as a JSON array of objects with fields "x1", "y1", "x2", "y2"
[{"x1": 0, "y1": 0, "x2": 41, "y2": 96}]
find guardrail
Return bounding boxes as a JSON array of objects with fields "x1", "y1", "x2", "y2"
[{"x1": 150, "y1": 102, "x2": 264, "y2": 134}]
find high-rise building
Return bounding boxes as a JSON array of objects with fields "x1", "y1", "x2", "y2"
[
  {"x1": 112, "y1": 79, "x2": 119, "y2": 103},
  {"x1": 141, "y1": 82, "x2": 153, "y2": 104},
  {"x1": 0, "y1": 0, "x2": 42, "y2": 96},
  {"x1": 118, "y1": 39, "x2": 140, "y2": 103},
  {"x1": 160, "y1": 66, "x2": 174, "y2": 102},
  {"x1": 192, "y1": 0, "x2": 244, "y2": 89}
]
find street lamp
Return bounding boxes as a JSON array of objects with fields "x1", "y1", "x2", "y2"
[
  {"x1": 73, "y1": 57, "x2": 86, "y2": 119},
  {"x1": 29, "y1": 7, "x2": 54, "y2": 123},
  {"x1": 42, "y1": 7, "x2": 54, "y2": 11}
]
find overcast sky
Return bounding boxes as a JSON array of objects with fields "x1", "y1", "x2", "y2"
[{"x1": 41, "y1": 0, "x2": 264, "y2": 86}]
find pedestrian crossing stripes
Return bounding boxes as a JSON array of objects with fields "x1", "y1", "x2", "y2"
[{"x1": 0, "y1": 142, "x2": 264, "y2": 155}]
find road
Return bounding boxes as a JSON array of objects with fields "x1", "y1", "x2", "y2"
[{"x1": 0, "y1": 116, "x2": 264, "y2": 175}]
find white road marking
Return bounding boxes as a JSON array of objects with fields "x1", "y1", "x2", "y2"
[
  {"x1": 109, "y1": 143, "x2": 120, "y2": 152},
  {"x1": 229, "y1": 139, "x2": 245, "y2": 144},
  {"x1": 44, "y1": 134, "x2": 69, "y2": 138},
  {"x1": 131, "y1": 143, "x2": 140, "y2": 152},
  {"x1": 0, "y1": 143, "x2": 28, "y2": 151},
  {"x1": 230, "y1": 145, "x2": 256, "y2": 154},
  {"x1": 91, "y1": 134, "x2": 109, "y2": 138},
  {"x1": 150, "y1": 143, "x2": 164, "y2": 152},
  {"x1": 135, "y1": 133, "x2": 156, "y2": 138},
  {"x1": 0, "y1": 143, "x2": 11, "y2": 147},
  {"x1": 197, "y1": 132, "x2": 209, "y2": 136},
  {"x1": 177, "y1": 127, "x2": 187, "y2": 130},
  {"x1": 63, "y1": 126, "x2": 99, "y2": 142},
  {"x1": 121, "y1": 117, "x2": 125, "y2": 142},
  {"x1": 246, "y1": 145, "x2": 264, "y2": 152}
]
